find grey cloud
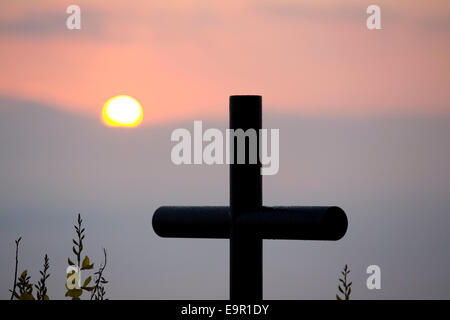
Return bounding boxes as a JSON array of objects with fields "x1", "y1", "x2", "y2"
[
  {"x1": 0, "y1": 9, "x2": 107, "y2": 38},
  {"x1": 0, "y1": 6, "x2": 222, "y2": 43},
  {"x1": 0, "y1": 97, "x2": 450, "y2": 299},
  {"x1": 254, "y1": 2, "x2": 450, "y2": 34}
]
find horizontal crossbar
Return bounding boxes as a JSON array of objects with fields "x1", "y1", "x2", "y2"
[{"x1": 152, "y1": 206, "x2": 347, "y2": 240}]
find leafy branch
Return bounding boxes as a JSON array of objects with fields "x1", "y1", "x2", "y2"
[
  {"x1": 35, "y1": 254, "x2": 50, "y2": 300},
  {"x1": 66, "y1": 213, "x2": 95, "y2": 300},
  {"x1": 15, "y1": 270, "x2": 34, "y2": 300},
  {"x1": 336, "y1": 264, "x2": 352, "y2": 300},
  {"x1": 70, "y1": 213, "x2": 85, "y2": 268}
]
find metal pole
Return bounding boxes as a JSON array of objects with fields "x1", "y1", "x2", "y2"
[{"x1": 229, "y1": 95, "x2": 262, "y2": 300}]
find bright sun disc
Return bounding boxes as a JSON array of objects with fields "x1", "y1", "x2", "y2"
[{"x1": 103, "y1": 95, "x2": 143, "y2": 127}]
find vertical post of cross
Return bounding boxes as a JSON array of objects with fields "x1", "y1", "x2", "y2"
[{"x1": 229, "y1": 95, "x2": 263, "y2": 300}]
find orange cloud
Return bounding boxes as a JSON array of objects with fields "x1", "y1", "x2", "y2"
[{"x1": 0, "y1": 0, "x2": 449, "y2": 124}]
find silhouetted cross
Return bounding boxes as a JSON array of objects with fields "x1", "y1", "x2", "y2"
[{"x1": 153, "y1": 95, "x2": 348, "y2": 300}]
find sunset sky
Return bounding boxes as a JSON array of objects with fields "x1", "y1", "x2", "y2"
[
  {"x1": 1, "y1": 0, "x2": 449, "y2": 123},
  {"x1": 1, "y1": 1, "x2": 450, "y2": 300}
]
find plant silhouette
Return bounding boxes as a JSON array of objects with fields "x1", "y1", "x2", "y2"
[
  {"x1": 15, "y1": 270, "x2": 34, "y2": 300},
  {"x1": 66, "y1": 213, "x2": 95, "y2": 300},
  {"x1": 10, "y1": 237, "x2": 50, "y2": 300},
  {"x1": 336, "y1": 264, "x2": 352, "y2": 300},
  {"x1": 9, "y1": 237, "x2": 21, "y2": 300},
  {"x1": 91, "y1": 248, "x2": 108, "y2": 300},
  {"x1": 8, "y1": 213, "x2": 108, "y2": 300},
  {"x1": 35, "y1": 254, "x2": 50, "y2": 300}
]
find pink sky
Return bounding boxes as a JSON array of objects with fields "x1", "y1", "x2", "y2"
[{"x1": 0, "y1": 0, "x2": 449, "y2": 124}]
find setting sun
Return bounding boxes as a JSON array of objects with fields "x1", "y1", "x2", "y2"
[{"x1": 103, "y1": 95, "x2": 143, "y2": 127}]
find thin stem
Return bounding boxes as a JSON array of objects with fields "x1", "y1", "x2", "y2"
[
  {"x1": 76, "y1": 214, "x2": 82, "y2": 267},
  {"x1": 10, "y1": 237, "x2": 22, "y2": 300},
  {"x1": 91, "y1": 248, "x2": 107, "y2": 300},
  {"x1": 344, "y1": 268, "x2": 348, "y2": 299}
]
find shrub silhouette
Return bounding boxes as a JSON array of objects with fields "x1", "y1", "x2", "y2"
[
  {"x1": 14, "y1": 270, "x2": 34, "y2": 300},
  {"x1": 9, "y1": 213, "x2": 108, "y2": 300}
]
